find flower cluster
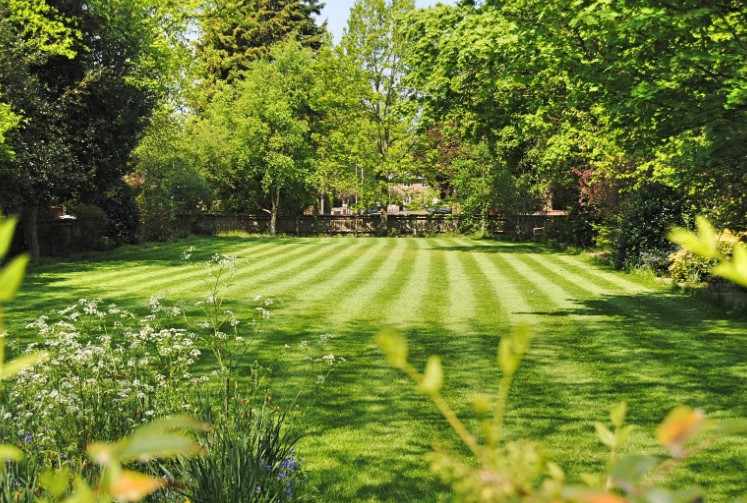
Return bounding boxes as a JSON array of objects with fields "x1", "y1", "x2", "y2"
[{"x1": 7, "y1": 299, "x2": 201, "y2": 452}]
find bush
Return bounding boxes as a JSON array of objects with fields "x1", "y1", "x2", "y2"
[
  {"x1": 69, "y1": 203, "x2": 110, "y2": 251},
  {"x1": 96, "y1": 181, "x2": 141, "y2": 243},
  {"x1": 668, "y1": 228, "x2": 745, "y2": 285},
  {"x1": 611, "y1": 183, "x2": 685, "y2": 271},
  {"x1": 545, "y1": 202, "x2": 602, "y2": 248},
  {"x1": 137, "y1": 168, "x2": 213, "y2": 242}
]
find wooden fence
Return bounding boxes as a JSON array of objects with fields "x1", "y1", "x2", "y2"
[{"x1": 177, "y1": 213, "x2": 565, "y2": 237}]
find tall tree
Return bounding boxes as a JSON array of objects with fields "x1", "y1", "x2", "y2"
[
  {"x1": 340, "y1": 0, "x2": 415, "y2": 209},
  {"x1": 198, "y1": 0, "x2": 326, "y2": 83},
  {"x1": 308, "y1": 41, "x2": 377, "y2": 213},
  {"x1": 191, "y1": 40, "x2": 316, "y2": 234},
  {"x1": 0, "y1": 0, "x2": 191, "y2": 260}
]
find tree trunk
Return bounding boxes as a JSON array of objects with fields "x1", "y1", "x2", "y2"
[
  {"x1": 270, "y1": 187, "x2": 280, "y2": 236},
  {"x1": 21, "y1": 206, "x2": 40, "y2": 264}
]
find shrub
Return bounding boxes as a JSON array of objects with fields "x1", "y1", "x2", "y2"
[
  {"x1": 69, "y1": 203, "x2": 110, "y2": 251},
  {"x1": 96, "y1": 180, "x2": 141, "y2": 243},
  {"x1": 136, "y1": 167, "x2": 213, "y2": 242},
  {"x1": 668, "y1": 228, "x2": 745, "y2": 285},
  {"x1": 611, "y1": 183, "x2": 685, "y2": 271},
  {"x1": 545, "y1": 202, "x2": 602, "y2": 248}
]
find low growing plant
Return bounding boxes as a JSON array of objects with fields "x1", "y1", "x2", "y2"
[
  {"x1": 166, "y1": 395, "x2": 305, "y2": 503},
  {"x1": 4, "y1": 299, "x2": 202, "y2": 455},
  {"x1": 377, "y1": 322, "x2": 746, "y2": 502}
]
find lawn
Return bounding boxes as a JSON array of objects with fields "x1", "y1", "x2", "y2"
[{"x1": 9, "y1": 236, "x2": 747, "y2": 502}]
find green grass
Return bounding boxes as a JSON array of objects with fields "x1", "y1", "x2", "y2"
[{"x1": 8, "y1": 236, "x2": 747, "y2": 502}]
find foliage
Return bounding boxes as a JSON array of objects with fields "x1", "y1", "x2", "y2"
[
  {"x1": 402, "y1": 0, "x2": 747, "y2": 229},
  {"x1": 170, "y1": 395, "x2": 305, "y2": 503},
  {"x1": 94, "y1": 182, "x2": 141, "y2": 245},
  {"x1": 377, "y1": 326, "x2": 747, "y2": 503},
  {"x1": 0, "y1": 216, "x2": 44, "y2": 476},
  {"x1": 190, "y1": 40, "x2": 317, "y2": 234},
  {"x1": 134, "y1": 109, "x2": 214, "y2": 241},
  {"x1": 340, "y1": 0, "x2": 416, "y2": 209},
  {"x1": 197, "y1": 0, "x2": 326, "y2": 84},
  {"x1": 308, "y1": 41, "x2": 376, "y2": 212},
  {"x1": 670, "y1": 216, "x2": 747, "y2": 289},
  {"x1": 0, "y1": 0, "x2": 194, "y2": 260},
  {"x1": 545, "y1": 202, "x2": 603, "y2": 249},
  {"x1": 0, "y1": 100, "x2": 18, "y2": 160},
  {"x1": 668, "y1": 228, "x2": 744, "y2": 285},
  {"x1": 40, "y1": 415, "x2": 206, "y2": 503},
  {"x1": 67, "y1": 204, "x2": 111, "y2": 252},
  {"x1": 611, "y1": 184, "x2": 685, "y2": 271}
]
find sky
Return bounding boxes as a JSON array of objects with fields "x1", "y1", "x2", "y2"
[{"x1": 318, "y1": 0, "x2": 457, "y2": 43}]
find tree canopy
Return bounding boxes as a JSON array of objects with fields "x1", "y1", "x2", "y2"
[{"x1": 198, "y1": 0, "x2": 326, "y2": 83}]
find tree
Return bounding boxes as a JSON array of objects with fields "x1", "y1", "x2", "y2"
[
  {"x1": 340, "y1": 0, "x2": 416, "y2": 210},
  {"x1": 191, "y1": 41, "x2": 316, "y2": 235},
  {"x1": 0, "y1": 0, "x2": 193, "y2": 260},
  {"x1": 198, "y1": 0, "x2": 326, "y2": 83},
  {"x1": 308, "y1": 40, "x2": 377, "y2": 213}
]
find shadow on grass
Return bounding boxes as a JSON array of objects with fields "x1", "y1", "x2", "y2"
[
  {"x1": 7, "y1": 237, "x2": 747, "y2": 501},
  {"x1": 430, "y1": 241, "x2": 553, "y2": 255}
]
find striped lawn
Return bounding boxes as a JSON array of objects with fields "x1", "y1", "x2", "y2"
[{"x1": 11, "y1": 236, "x2": 747, "y2": 502}]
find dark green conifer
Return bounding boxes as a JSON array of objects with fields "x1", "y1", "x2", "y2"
[{"x1": 199, "y1": 0, "x2": 326, "y2": 82}]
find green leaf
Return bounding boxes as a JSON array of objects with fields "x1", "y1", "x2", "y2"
[
  {"x1": 713, "y1": 243, "x2": 747, "y2": 288},
  {"x1": 0, "y1": 254, "x2": 29, "y2": 303},
  {"x1": 668, "y1": 217, "x2": 720, "y2": 259},
  {"x1": 63, "y1": 477, "x2": 97, "y2": 503},
  {"x1": 472, "y1": 393, "x2": 491, "y2": 417},
  {"x1": 639, "y1": 488, "x2": 677, "y2": 503},
  {"x1": 420, "y1": 356, "x2": 443, "y2": 394},
  {"x1": 594, "y1": 422, "x2": 616, "y2": 448},
  {"x1": 579, "y1": 473, "x2": 604, "y2": 487},
  {"x1": 498, "y1": 325, "x2": 532, "y2": 377},
  {"x1": 546, "y1": 461, "x2": 565, "y2": 482},
  {"x1": 610, "y1": 455, "x2": 657, "y2": 487},
  {"x1": 376, "y1": 330, "x2": 408, "y2": 369},
  {"x1": 132, "y1": 415, "x2": 207, "y2": 436},
  {"x1": 0, "y1": 217, "x2": 17, "y2": 260},
  {"x1": 610, "y1": 401, "x2": 627, "y2": 428},
  {"x1": 0, "y1": 445, "x2": 23, "y2": 462},
  {"x1": 118, "y1": 433, "x2": 203, "y2": 462},
  {"x1": 41, "y1": 469, "x2": 71, "y2": 498},
  {"x1": 713, "y1": 418, "x2": 747, "y2": 435},
  {"x1": 617, "y1": 424, "x2": 635, "y2": 445},
  {"x1": 0, "y1": 351, "x2": 46, "y2": 380}
]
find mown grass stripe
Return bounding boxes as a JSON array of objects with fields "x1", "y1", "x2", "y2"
[
  {"x1": 350, "y1": 238, "x2": 420, "y2": 326},
  {"x1": 498, "y1": 253, "x2": 580, "y2": 313},
  {"x1": 458, "y1": 239, "x2": 533, "y2": 323},
  {"x1": 93, "y1": 239, "x2": 313, "y2": 297},
  {"x1": 435, "y1": 237, "x2": 478, "y2": 334},
  {"x1": 383, "y1": 238, "x2": 431, "y2": 327},
  {"x1": 417, "y1": 238, "x2": 450, "y2": 329},
  {"x1": 317, "y1": 238, "x2": 402, "y2": 329},
  {"x1": 51, "y1": 239, "x2": 281, "y2": 288},
  {"x1": 448, "y1": 238, "x2": 510, "y2": 329},
  {"x1": 236, "y1": 237, "x2": 372, "y2": 300},
  {"x1": 266, "y1": 238, "x2": 392, "y2": 334},
  {"x1": 515, "y1": 254, "x2": 608, "y2": 300},
  {"x1": 224, "y1": 238, "x2": 354, "y2": 298},
  {"x1": 552, "y1": 254, "x2": 653, "y2": 294}
]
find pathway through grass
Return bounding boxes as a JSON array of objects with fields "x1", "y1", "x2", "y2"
[{"x1": 11, "y1": 236, "x2": 747, "y2": 502}]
